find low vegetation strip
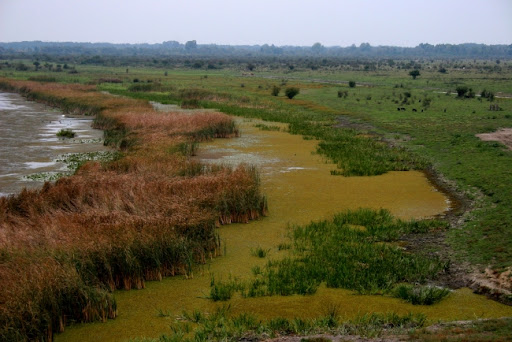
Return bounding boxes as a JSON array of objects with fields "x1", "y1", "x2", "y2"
[
  {"x1": 134, "y1": 306, "x2": 427, "y2": 341},
  {"x1": 102, "y1": 82, "x2": 424, "y2": 177},
  {"x1": 0, "y1": 79, "x2": 267, "y2": 341}
]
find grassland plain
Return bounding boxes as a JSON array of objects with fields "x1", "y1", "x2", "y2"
[
  {"x1": 1, "y1": 59, "x2": 511, "y2": 340},
  {"x1": 0, "y1": 78, "x2": 267, "y2": 341}
]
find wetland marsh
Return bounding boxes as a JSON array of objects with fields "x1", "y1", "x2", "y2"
[
  {"x1": 0, "y1": 55, "x2": 511, "y2": 341},
  {"x1": 56, "y1": 118, "x2": 512, "y2": 342}
]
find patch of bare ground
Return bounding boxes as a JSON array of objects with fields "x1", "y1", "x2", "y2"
[
  {"x1": 335, "y1": 115, "x2": 377, "y2": 134},
  {"x1": 469, "y1": 267, "x2": 512, "y2": 305},
  {"x1": 476, "y1": 128, "x2": 512, "y2": 150}
]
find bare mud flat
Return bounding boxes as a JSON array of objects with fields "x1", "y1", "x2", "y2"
[
  {"x1": 0, "y1": 92, "x2": 109, "y2": 196},
  {"x1": 476, "y1": 128, "x2": 512, "y2": 150}
]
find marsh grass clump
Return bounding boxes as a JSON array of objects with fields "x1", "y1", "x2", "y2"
[
  {"x1": 209, "y1": 276, "x2": 246, "y2": 301},
  {"x1": 237, "y1": 209, "x2": 447, "y2": 298},
  {"x1": 391, "y1": 284, "x2": 451, "y2": 305},
  {"x1": 56, "y1": 128, "x2": 76, "y2": 138},
  {"x1": 251, "y1": 246, "x2": 270, "y2": 258},
  {"x1": 318, "y1": 132, "x2": 425, "y2": 176},
  {"x1": 147, "y1": 307, "x2": 426, "y2": 341}
]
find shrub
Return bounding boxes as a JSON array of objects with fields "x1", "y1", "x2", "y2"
[
  {"x1": 285, "y1": 87, "x2": 299, "y2": 99},
  {"x1": 348, "y1": 80, "x2": 356, "y2": 88},
  {"x1": 251, "y1": 247, "x2": 269, "y2": 258},
  {"x1": 456, "y1": 86, "x2": 468, "y2": 97},
  {"x1": 481, "y1": 89, "x2": 495, "y2": 101},
  {"x1": 271, "y1": 85, "x2": 280, "y2": 96},
  {"x1": 337, "y1": 90, "x2": 348, "y2": 98}
]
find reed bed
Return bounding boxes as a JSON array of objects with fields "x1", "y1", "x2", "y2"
[{"x1": 0, "y1": 79, "x2": 266, "y2": 341}]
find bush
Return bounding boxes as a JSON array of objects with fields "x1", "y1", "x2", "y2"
[
  {"x1": 337, "y1": 90, "x2": 348, "y2": 98},
  {"x1": 481, "y1": 89, "x2": 495, "y2": 101},
  {"x1": 285, "y1": 87, "x2": 299, "y2": 99},
  {"x1": 271, "y1": 85, "x2": 280, "y2": 96},
  {"x1": 456, "y1": 86, "x2": 468, "y2": 97},
  {"x1": 348, "y1": 80, "x2": 356, "y2": 88}
]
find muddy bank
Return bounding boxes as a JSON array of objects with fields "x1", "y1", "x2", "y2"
[
  {"x1": 476, "y1": 128, "x2": 512, "y2": 150},
  {"x1": 0, "y1": 92, "x2": 109, "y2": 196}
]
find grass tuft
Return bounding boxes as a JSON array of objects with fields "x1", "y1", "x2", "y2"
[
  {"x1": 391, "y1": 284, "x2": 451, "y2": 305},
  {"x1": 56, "y1": 128, "x2": 76, "y2": 138}
]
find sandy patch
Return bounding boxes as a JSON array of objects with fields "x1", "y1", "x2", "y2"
[{"x1": 476, "y1": 128, "x2": 512, "y2": 150}]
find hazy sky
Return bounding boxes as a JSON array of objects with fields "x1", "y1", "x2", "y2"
[{"x1": 1, "y1": 0, "x2": 511, "y2": 47}]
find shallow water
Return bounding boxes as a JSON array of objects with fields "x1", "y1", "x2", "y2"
[
  {"x1": 0, "y1": 92, "x2": 108, "y2": 196},
  {"x1": 56, "y1": 118, "x2": 512, "y2": 341}
]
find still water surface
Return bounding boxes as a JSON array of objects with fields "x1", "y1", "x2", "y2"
[{"x1": 0, "y1": 92, "x2": 108, "y2": 196}]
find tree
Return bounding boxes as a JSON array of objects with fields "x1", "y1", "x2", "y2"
[
  {"x1": 33, "y1": 61, "x2": 40, "y2": 71},
  {"x1": 311, "y1": 42, "x2": 325, "y2": 54},
  {"x1": 285, "y1": 87, "x2": 299, "y2": 99},
  {"x1": 409, "y1": 69, "x2": 420, "y2": 79},
  {"x1": 348, "y1": 80, "x2": 356, "y2": 88},
  {"x1": 185, "y1": 40, "x2": 197, "y2": 51}
]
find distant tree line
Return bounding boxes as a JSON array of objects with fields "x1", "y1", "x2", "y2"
[{"x1": 0, "y1": 41, "x2": 511, "y2": 59}]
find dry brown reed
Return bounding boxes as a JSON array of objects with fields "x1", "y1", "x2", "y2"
[{"x1": 0, "y1": 78, "x2": 266, "y2": 341}]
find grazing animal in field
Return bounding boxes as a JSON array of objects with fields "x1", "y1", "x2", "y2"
[{"x1": 412, "y1": 108, "x2": 417, "y2": 112}]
